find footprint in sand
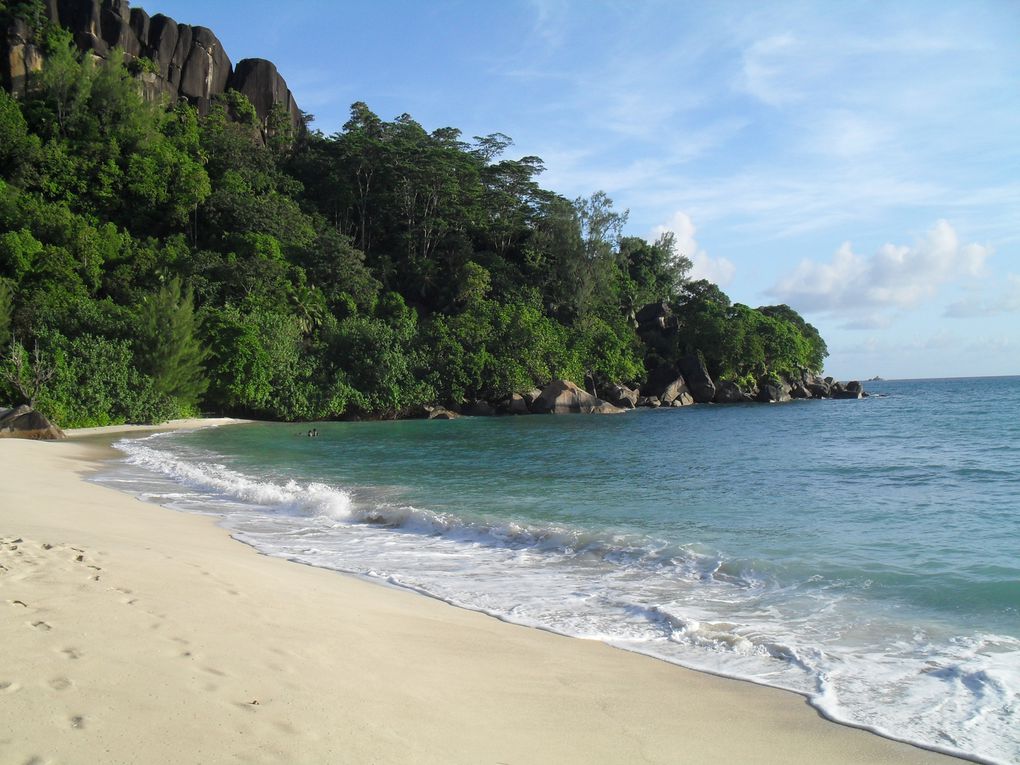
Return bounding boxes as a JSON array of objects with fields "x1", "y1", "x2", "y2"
[
  {"x1": 70, "y1": 715, "x2": 85, "y2": 729},
  {"x1": 31, "y1": 621, "x2": 51, "y2": 631},
  {"x1": 61, "y1": 648, "x2": 82, "y2": 660},
  {"x1": 48, "y1": 677, "x2": 72, "y2": 691},
  {"x1": 0, "y1": 680, "x2": 21, "y2": 694}
]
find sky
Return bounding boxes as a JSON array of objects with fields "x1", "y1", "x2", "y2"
[{"x1": 149, "y1": 0, "x2": 1020, "y2": 380}]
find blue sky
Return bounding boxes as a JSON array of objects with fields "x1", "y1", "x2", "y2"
[{"x1": 151, "y1": 0, "x2": 1020, "y2": 379}]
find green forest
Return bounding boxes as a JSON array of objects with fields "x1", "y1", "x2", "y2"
[{"x1": 0, "y1": 22, "x2": 828, "y2": 426}]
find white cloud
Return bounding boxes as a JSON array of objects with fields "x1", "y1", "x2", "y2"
[
  {"x1": 652, "y1": 212, "x2": 736, "y2": 287},
  {"x1": 768, "y1": 220, "x2": 991, "y2": 317}
]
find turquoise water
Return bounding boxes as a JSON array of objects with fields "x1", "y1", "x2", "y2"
[{"x1": 102, "y1": 377, "x2": 1020, "y2": 764}]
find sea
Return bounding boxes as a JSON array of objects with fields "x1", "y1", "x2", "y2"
[{"x1": 94, "y1": 376, "x2": 1020, "y2": 764}]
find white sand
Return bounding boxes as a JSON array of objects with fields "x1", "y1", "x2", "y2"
[{"x1": 0, "y1": 430, "x2": 963, "y2": 764}]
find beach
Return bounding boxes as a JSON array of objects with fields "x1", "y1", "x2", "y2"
[{"x1": 0, "y1": 424, "x2": 964, "y2": 765}]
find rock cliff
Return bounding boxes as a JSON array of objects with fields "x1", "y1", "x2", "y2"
[{"x1": 2, "y1": 0, "x2": 301, "y2": 132}]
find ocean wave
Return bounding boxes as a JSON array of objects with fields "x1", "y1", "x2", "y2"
[
  {"x1": 120, "y1": 437, "x2": 355, "y2": 519},
  {"x1": 117, "y1": 435, "x2": 738, "y2": 584}
]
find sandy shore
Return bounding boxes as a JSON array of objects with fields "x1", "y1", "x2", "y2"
[{"x1": 0, "y1": 426, "x2": 963, "y2": 765}]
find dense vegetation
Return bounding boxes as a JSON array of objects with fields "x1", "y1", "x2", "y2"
[{"x1": 0, "y1": 22, "x2": 827, "y2": 426}]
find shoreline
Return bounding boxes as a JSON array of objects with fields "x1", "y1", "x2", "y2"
[{"x1": 0, "y1": 424, "x2": 965, "y2": 764}]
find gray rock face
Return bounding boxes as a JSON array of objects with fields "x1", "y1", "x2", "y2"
[
  {"x1": 427, "y1": 406, "x2": 460, "y2": 420},
  {"x1": 659, "y1": 377, "x2": 695, "y2": 406},
  {"x1": 178, "y1": 26, "x2": 230, "y2": 102},
  {"x1": 531, "y1": 380, "x2": 625, "y2": 415},
  {"x1": 789, "y1": 381, "x2": 812, "y2": 399},
  {"x1": 832, "y1": 381, "x2": 864, "y2": 399},
  {"x1": 2, "y1": 0, "x2": 302, "y2": 133},
  {"x1": 232, "y1": 58, "x2": 301, "y2": 131},
  {"x1": 713, "y1": 380, "x2": 749, "y2": 404},
  {"x1": 805, "y1": 378, "x2": 831, "y2": 398},
  {"x1": 505, "y1": 393, "x2": 531, "y2": 415},
  {"x1": 676, "y1": 354, "x2": 716, "y2": 403},
  {"x1": 603, "y1": 383, "x2": 638, "y2": 409},
  {"x1": 756, "y1": 384, "x2": 791, "y2": 403},
  {"x1": 635, "y1": 301, "x2": 676, "y2": 332},
  {"x1": 0, "y1": 405, "x2": 66, "y2": 439},
  {"x1": 463, "y1": 400, "x2": 497, "y2": 417},
  {"x1": 522, "y1": 388, "x2": 542, "y2": 408},
  {"x1": 2, "y1": 18, "x2": 45, "y2": 97}
]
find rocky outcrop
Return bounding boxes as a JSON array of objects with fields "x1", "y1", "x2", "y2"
[
  {"x1": 789, "y1": 381, "x2": 812, "y2": 399},
  {"x1": 635, "y1": 302, "x2": 676, "y2": 333},
  {"x1": 603, "y1": 383, "x2": 639, "y2": 409},
  {"x1": 756, "y1": 383, "x2": 792, "y2": 404},
  {"x1": 713, "y1": 381, "x2": 751, "y2": 404},
  {"x1": 503, "y1": 393, "x2": 531, "y2": 415},
  {"x1": 418, "y1": 368, "x2": 866, "y2": 419},
  {"x1": 231, "y1": 58, "x2": 301, "y2": 129},
  {"x1": 659, "y1": 377, "x2": 694, "y2": 407},
  {"x1": 676, "y1": 355, "x2": 716, "y2": 404},
  {"x1": 530, "y1": 380, "x2": 625, "y2": 415},
  {"x1": 831, "y1": 381, "x2": 864, "y2": 400},
  {"x1": 521, "y1": 388, "x2": 542, "y2": 409},
  {"x1": 2, "y1": 19, "x2": 45, "y2": 97},
  {"x1": 427, "y1": 406, "x2": 460, "y2": 420},
  {"x1": 2, "y1": 0, "x2": 301, "y2": 132},
  {"x1": 462, "y1": 400, "x2": 496, "y2": 417},
  {"x1": 805, "y1": 378, "x2": 831, "y2": 398},
  {"x1": 0, "y1": 405, "x2": 66, "y2": 439}
]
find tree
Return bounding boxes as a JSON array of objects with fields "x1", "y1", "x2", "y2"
[
  {"x1": 31, "y1": 329, "x2": 179, "y2": 427},
  {"x1": 135, "y1": 278, "x2": 208, "y2": 410},
  {"x1": 758, "y1": 304, "x2": 828, "y2": 372},
  {"x1": 0, "y1": 228, "x2": 43, "y2": 282},
  {"x1": 0, "y1": 88, "x2": 39, "y2": 182},
  {"x1": 621, "y1": 233, "x2": 691, "y2": 309},
  {"x1": 34, "y1": 27, "x2": 90, "y2": 138},
  {"x1": 2, "y1": 337, "x2": 54, "y2": 408},
  {"x1": 0, "y1": 279, "x2": 11, "y2": 346},
  {"x1": 571, "y1": 191, "x2": 629, "y2": 320}
]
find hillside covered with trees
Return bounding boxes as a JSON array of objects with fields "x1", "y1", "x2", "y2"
[{"x1": 0, "y1": 5, "x2": 829, "y2": 426}]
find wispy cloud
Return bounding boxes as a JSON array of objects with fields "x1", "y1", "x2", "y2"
[
  {"x1": 945, "y1": 274, "x2": 1020, "y2": 318},
  {"x1": 736, "y1": 33, "x2": 806, "y2": 106},
  {"x1": 503, "y1": 1, "x2": 1020, "y2": 255}
]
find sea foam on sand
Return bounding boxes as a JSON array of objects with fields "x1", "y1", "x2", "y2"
[{"x1": 0, "y1": 430, "x2": 963, "y2": 765}]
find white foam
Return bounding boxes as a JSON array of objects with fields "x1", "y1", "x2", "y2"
[{"x1": 121, "y1": 438, "x2": 355, "y2": 519}]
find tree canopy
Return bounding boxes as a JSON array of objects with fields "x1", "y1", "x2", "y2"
[{"x1": 0, "y1": 43, "x2": 827, "y2": 425}]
